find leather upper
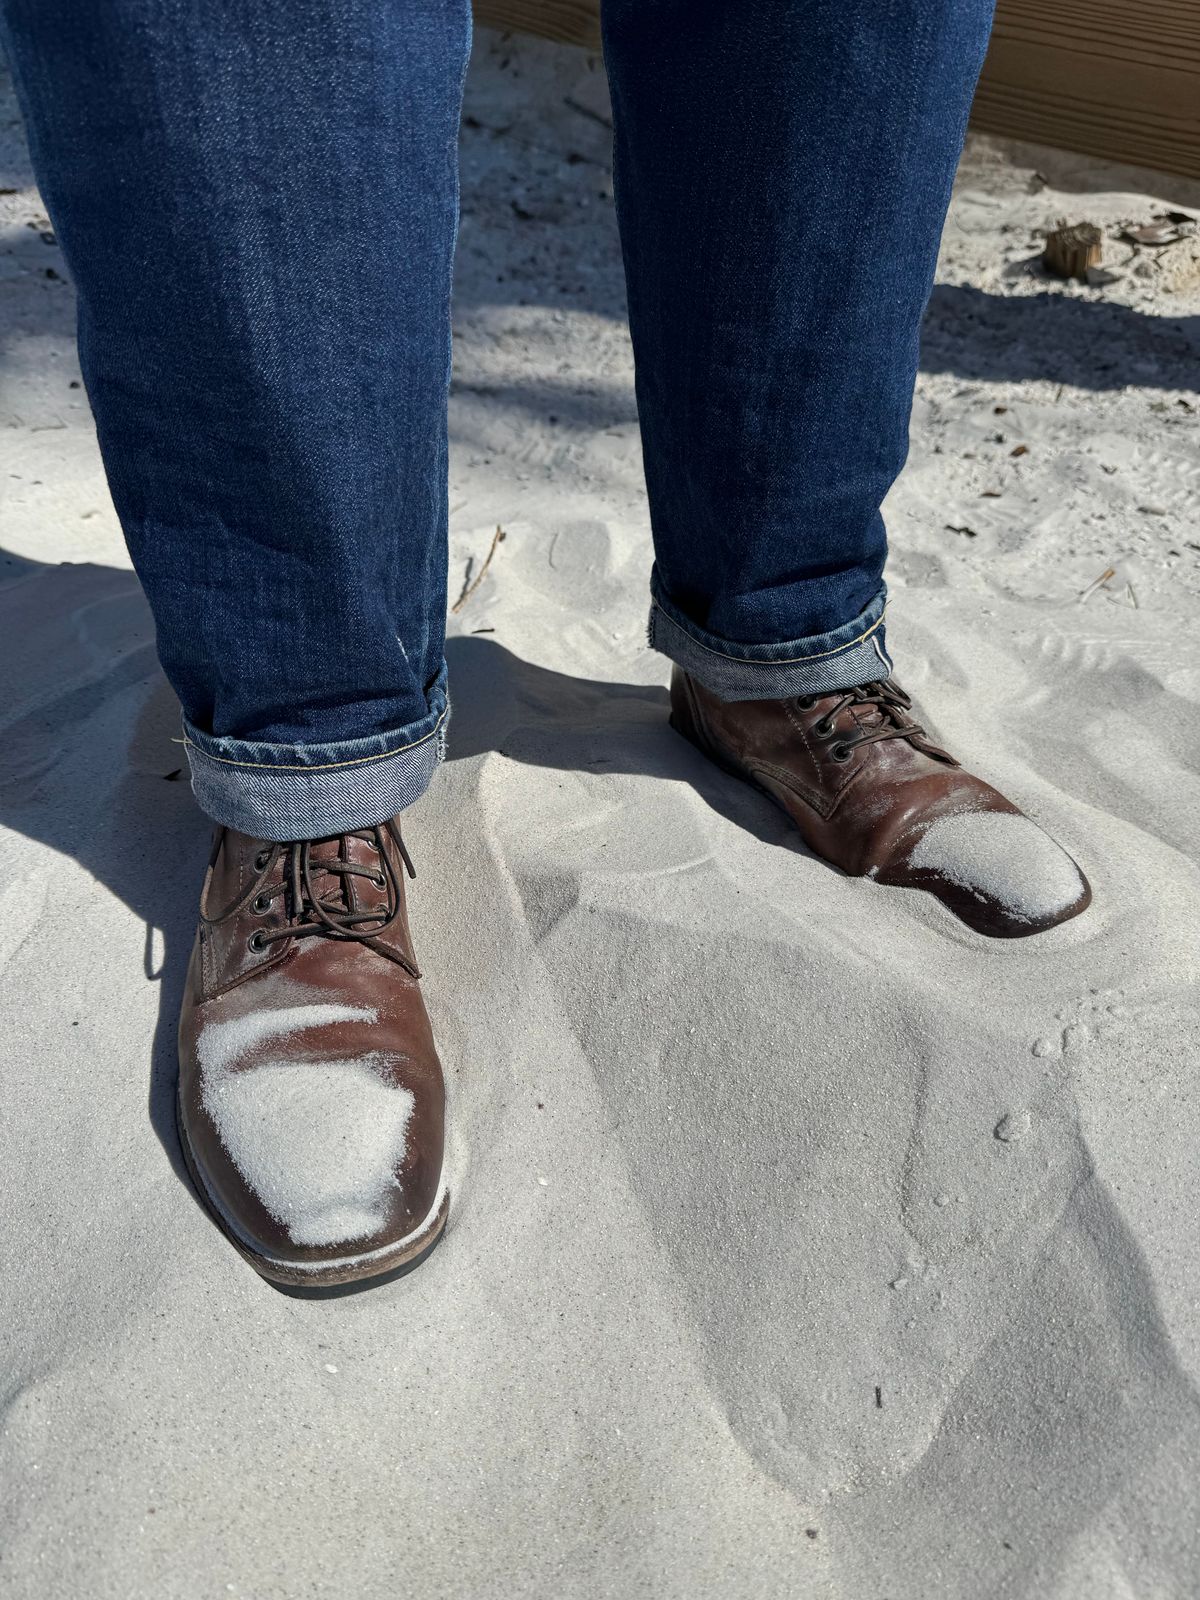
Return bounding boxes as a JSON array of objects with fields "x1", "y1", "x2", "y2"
[
  {"x1": 177, "y1": 820, "x2": 445, "y2": 1280},
  {"x1": 672, "y1": 668, "x2": 1091, "y2": 937}
]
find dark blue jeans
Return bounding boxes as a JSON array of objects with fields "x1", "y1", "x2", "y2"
[{"x1": 1, "y1": 0, "x2": 995, "y2": 839}]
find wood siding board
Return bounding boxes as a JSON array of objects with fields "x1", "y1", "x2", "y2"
[{"x1": 471, "y1": 0, "x2": 1200, "y2": 179}]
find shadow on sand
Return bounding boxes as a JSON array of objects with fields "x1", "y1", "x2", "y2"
[{"x1": 0, "y1": 551, "x2": 816, "y2": 1224}]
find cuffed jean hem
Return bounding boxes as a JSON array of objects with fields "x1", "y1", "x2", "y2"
[
  {"x1": 648, "y1": 574, "x2": 892, "y2": 702},
  {"x1": 181, "y1": 664, "x2": 449, "y2": 841}
]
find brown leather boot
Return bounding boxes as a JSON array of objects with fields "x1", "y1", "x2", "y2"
[
  {"x1": 176, "y1": 819, "x2": 448, "y2": 1288},
  {"x1": 670, "y1": 668, "x2": 1091, "y2": 937}
]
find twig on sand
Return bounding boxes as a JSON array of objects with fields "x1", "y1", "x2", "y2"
[
  {"x1": 564, "y1": 95, "x2": 612, "y2": 131},
  {"x1": 1078, "y1": 567, "x2": 1116, "y2": 603},
  {"x1": 451, "y1": 524, "x2": 506, "y2": 613},
  {"x1": 1079, "y1": 566, "x2": 1138, "y2": 609}
]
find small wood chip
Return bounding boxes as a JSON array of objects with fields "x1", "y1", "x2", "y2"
[{"x1": 1043, "y1": 222, "x2": 1102, "y2": 281}]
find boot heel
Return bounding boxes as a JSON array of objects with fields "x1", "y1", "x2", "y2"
[
  {"x1": 668, "y1": 669, "x2": 743, "y2": 779},
  {"x1": 667, "y1": 668, "x2": 706, "y2": 752},
  {"x1": 668, "y1": 670, "x2": 784, "y2": 816}
]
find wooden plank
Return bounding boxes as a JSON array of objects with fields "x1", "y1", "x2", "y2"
[
  {"x1": 974, "y1": 0, "x2": 1200, "y2": 178},
  {"x1": 473, "y1": 0, "x2": 600, "y2": 49},
  {"x1": 472, "y1": 0, "x2": 1200, "y2": 180}
]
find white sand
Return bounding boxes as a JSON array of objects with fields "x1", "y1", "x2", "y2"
[
  {"x1": 907, "y1": 811, "x2": 1086, "y2": 922},
  {"x1": 197, "y1": 1001, "x2": 414, "y2": 1249},
  {"x1": 2, "y1": 29, "x2": 1199, "y2": 1600}
]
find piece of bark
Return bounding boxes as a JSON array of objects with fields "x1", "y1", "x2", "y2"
[
  {"x1": 1043, "y1": 223, "x2": 1102, "y2": 280},
  {"x1": 1122, "y1": 221, "x2": 1184, "y2": 246}
]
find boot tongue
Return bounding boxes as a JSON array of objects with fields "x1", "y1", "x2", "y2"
[
  {"x1": 299, "y1": 832, "x2": 383, "y2": 914},
  {"x1": 847, "y1": 687, "x2": 888, "y2": 733},
  {"x1": 301, "y1": 839, "x2": 344, "y2": 907},
  {"x1": 854, "y1": 701, "x2": 885, "y2": 728}
]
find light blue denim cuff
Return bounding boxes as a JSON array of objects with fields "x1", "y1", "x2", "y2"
[
  {"x1": 182, "y1": 664, "x2": 449, "y2": 840},
  {"x1": 648, "y1": 576, "x2": 891, "y2": 701}
]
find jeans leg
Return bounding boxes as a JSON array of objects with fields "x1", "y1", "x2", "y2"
[
  {"x1": 0, "y1": 0, "x2": 471, "y2": 837},
  {"x1": 602, "y1": 0, "x2": 996, "y2": 698}
]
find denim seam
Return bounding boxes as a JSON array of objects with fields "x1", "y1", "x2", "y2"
[
  {"x1": 650, "y1": 596, "x2": 889, "y2": 665},
  {"x1": 182, "y1": 706, "x2": 448, "y2": 773}
]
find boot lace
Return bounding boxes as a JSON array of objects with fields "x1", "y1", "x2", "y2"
[
  {"x1": 239, "y1": 820, "x2": 415, "y2": 951},
  {"x1": 797, "y1": 681, "x2": 955, "y2": 765}
]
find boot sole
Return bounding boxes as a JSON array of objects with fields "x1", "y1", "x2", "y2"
[{"x1": 175, "y1": 1081, "x2": 450, "y2": 1290}]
